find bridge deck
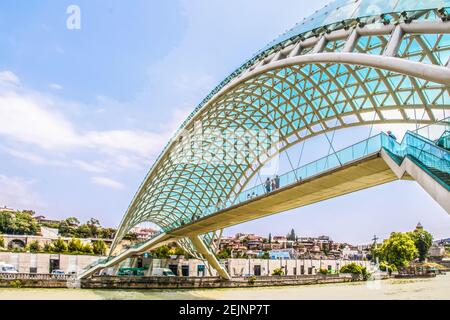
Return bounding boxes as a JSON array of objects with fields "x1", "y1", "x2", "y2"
[{"x1": 169, "y1": 153, "x2": 400, "y2": 238}]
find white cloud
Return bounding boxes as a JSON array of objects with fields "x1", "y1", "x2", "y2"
[
  {"x1": 91, "y1": 176, "x2": 125, "y2": 190},
  {"x1": 0, "y1": 70, "x2": 20, "y2": 85},
  {"x1": 0, "y1": 174, "x2": 46, "y2": 210},
  {"x1": 49, "y1": 83, "x2": 63, "y2": 90},
  {"x1": 0, "y1": 72, "x2": 176, "y2": 172}
]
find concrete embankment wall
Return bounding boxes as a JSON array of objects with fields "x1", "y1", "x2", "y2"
[
  {"x1": 0, "y1": 277, "x2": 72, "y2": 288},
  {"x1": 80, "y1": 274, "x2": 362, "y2": 289}
]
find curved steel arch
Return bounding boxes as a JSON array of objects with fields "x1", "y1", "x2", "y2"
[{"x1": 110, "y1": 3, "x2": 450, "y2": 254}]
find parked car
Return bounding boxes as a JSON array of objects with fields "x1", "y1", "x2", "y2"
[
  {"x1": 0, "y1": 263, "x2": 19, "y2": 273},
  {"x1": 151, "y1": 268, "x2": 176, "y2": 277},
  {"x1": 51, "y1": 269, "x2": 65, "y2": 276}
]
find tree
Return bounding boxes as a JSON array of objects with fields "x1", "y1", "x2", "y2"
[
  {"x1": 27, "y1": 240, "x2": 41, "y2": 252},
  {"x1": 66, "y1": 217, "x2": 80, "y2": 227},
  {"x1": 152, "y1": 245, "x2": 170, "y2": 258},
  {"x1": 81, "y1": 243, "x2": 94, "y2": 254},
  {"x1": 0, "y1": 236, "x2": 4, "y2": 248},
  {"x1": 0, "y1": 210, "x2": 40, "y2": 235},
  {"x1": 52, "y1": 238, "x2": 68, "y2": 253},
  {"x1": 87, "y1": 218, "x2": 100, "y2": 238},
  {"x1": 76, "y1": 224, "x2": 91, "y2": 238},
  {"x1": 92, "y1": 240, "x2": 107, "y2": 255},
  {"x1": 43, "y1": 242, "x2": 52, "y2": 252},
  {"x1": 409, "y1": 229, "x2": 433, "y2": 262},
  {"x1": 58, "y1": 221, "x2": 75, "y2": 237},
  {"x1": 68, "y1": 238, "x2": 83, "y2": 253},
  {"x1": 268, "y1": 233, "x2": 272, "y2": 244},
  {"x1": 217, "y1": 248, "x2": 231, "y2": 259},
  {"x1": 340, "y1": 262, "x2": 369, "y2": 280},
  {"x1": 379, "y1": 232, "x2": 417, "y2": 268}
]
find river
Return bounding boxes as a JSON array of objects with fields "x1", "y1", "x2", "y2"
[{"x1": 0, "y1": 274, "x2": 449, "y2": 300}]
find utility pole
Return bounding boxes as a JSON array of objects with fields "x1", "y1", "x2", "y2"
[{"x1": 372, "y1": 235, "x2": 379, "y2": 246}]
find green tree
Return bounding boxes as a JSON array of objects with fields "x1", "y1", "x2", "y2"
[
  {"x1": 92, "y1": 240, "x2": 107, "y2": 255},
  {"x1": 0, "y1": 235, "x2": 4, "y2": 248},
  {"x1": 98, "y1": 227, "x2": 115, "y2": 239},
  {"x1": 0, "y1": 210, "x2": 40, "y2": 235},
  {"x1": 0, "y1": 211, "x2": 15, "y2": 234},
  {"x1": 27, "y1": 240, "x2": 41, "y2": 252},
  {"x1": 379, "y1": 232, "x2": 417, "y2": 268},
  {"x1": 87, "y1": 218, "x2": 100, "y2": 238},
  {"x1": 65, "y1": 217, "x2": 80, "y2": 227},
  {"x1": 81, "y1": 243, "x2": 94, "y2": 254},
  {"x1": 268, "y1": 233, "x2": 272, "y2": 244},
  {"x1": 52, "y1": 238, "x2": 68, "y2": 253},
  {"x1": 340, "y1": 263, "x2": 369, "y2": 280},
  {"x1": 408, "y1": 229, "x2": 433, "y2": 262},
  {"x1": 68, "y1": 238, "x2": 83, "y2": 253},
  {"x1": 43, "y1": 242, "x2": 53, "y2": 252},
  {"x1": 58, "y1": 220, "x2": 75, "y2": 237},
  {"x1": 152, "y1": 245, "x2": 170, "y2": 258},
  {"x1": 217, "y1": 248, "x2": 231, "y2": 259},
  {"x1": 76, "y1": 224, "x2": 91, "y2": 238}
]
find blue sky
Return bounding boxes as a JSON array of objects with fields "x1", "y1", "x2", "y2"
[{"x1": 0, "y1": 0, "x2": 449, "y2": 244}]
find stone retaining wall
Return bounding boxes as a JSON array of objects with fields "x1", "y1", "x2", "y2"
[{"x1": 81, "y1": 274, "x2": 359, "y2": 289}]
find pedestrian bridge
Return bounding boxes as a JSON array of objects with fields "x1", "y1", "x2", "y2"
[
  {"x1": 79, "y1": 127, "x2": 450, "y2": 279},
  {"x1": 79, "y1": 0, "x2": 450, "y2": 280}
]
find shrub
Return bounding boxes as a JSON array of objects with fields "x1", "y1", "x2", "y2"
[
  {"x1": 319, "y1": 268, "x2": 328, "y2": 275},
  {"x1": 248, "y1": 276, "x2": 257, "y2": 285},
  {"x1": 68, "y1": 238, "x2": 83, "y2": 253},
  {"x1": 340, "y1": 263, "x2": 370, "y2": 280},
  {"x1": 52, "y1": 238, "x2": 68, "y2": 253},
  {"x1": 379, "y1": 261, "x2": 397, "y2": 274},
  {"x1": 92, "y1": 240, "x2": 107, "y2": 255},
  {"x1": 272, "y1": 267, "x2": 284, "y2": 276},
  {"x1": 9, "y1": 280, "x2": 23, "y2": 288},
  {"x1": 81, "y1": 243, "x2": 94, "y2": 254},
  {"x1": 27, "y1": 240, "x2": 41, "y2": 253},
  {"x1": 0, "y1": 236, "x2": 4, "y2": 248}
]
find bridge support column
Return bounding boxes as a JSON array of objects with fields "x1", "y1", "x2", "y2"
[{"x1": 189, "y1": 235, "x2": 231, "y2": 280}]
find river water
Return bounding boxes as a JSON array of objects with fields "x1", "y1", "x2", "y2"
[{"x1": 0, "y1": 274, "x2": 449, "y2": 300}]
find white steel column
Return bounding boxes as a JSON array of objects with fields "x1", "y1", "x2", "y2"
[
  {"x1": 384, "y1": 25, "x2": 404, "y2": 57},
  {"x1": 189, "y1": 235, "x2": 231, "y2": 280}
]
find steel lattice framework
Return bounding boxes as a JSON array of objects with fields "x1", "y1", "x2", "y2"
[{"x1": 110, "y1": 0, "x2": 450, "y2": 254}]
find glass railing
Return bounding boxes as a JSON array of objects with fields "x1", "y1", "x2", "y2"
[
  {"x1": 163, "y1": 134, "x2": 388, "y2": 231},
  {"x1": 98, "y1": 128, "x2": 449, "y2": 264},
  {"x1": 412, "y1": 117, "x2": 450, "y2": 142},
  {"x1": 162, "y1": 129, "x2": 450, "y2": 233}
]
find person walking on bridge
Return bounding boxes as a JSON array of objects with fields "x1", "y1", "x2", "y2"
[
  {"x1": 275, "y1": 175, "x2": 280, "y2": 189},
  {"x1": 265, "y1": 178, "x2": 271, "y2": 193}
]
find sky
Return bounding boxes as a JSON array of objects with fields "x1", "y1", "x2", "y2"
[{"x1": 0, "y1": 0, "x2": 449, "y2": 244}]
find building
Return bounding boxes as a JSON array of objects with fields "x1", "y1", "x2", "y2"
[
  {"x1": 35, "y1": 215, "x2": 61, "y2": 225},
  {"x1": 129, "y1": 227, "x2": 157, "y2": 241},
  {"x1": 429, "y1": 244, "x2": 445, "y2": 258},
  {"x1": 0, "y1": 205, "x2": 16, "y2": 213}
]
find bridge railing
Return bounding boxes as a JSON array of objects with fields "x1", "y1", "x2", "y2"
[{"x1": 165, "y1": 127, "x2": 450, "y2": 232}]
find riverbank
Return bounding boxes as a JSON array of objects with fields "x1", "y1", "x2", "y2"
[
  {"x1": 81, "y1": 274, "x2": 363, "y2": 289},
  {"x1": 0, "y1": 273, "x2": 366, "y2": 289},
  {"x1": 0, "y1": 274, "x2": 448, "y2": 300}
]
